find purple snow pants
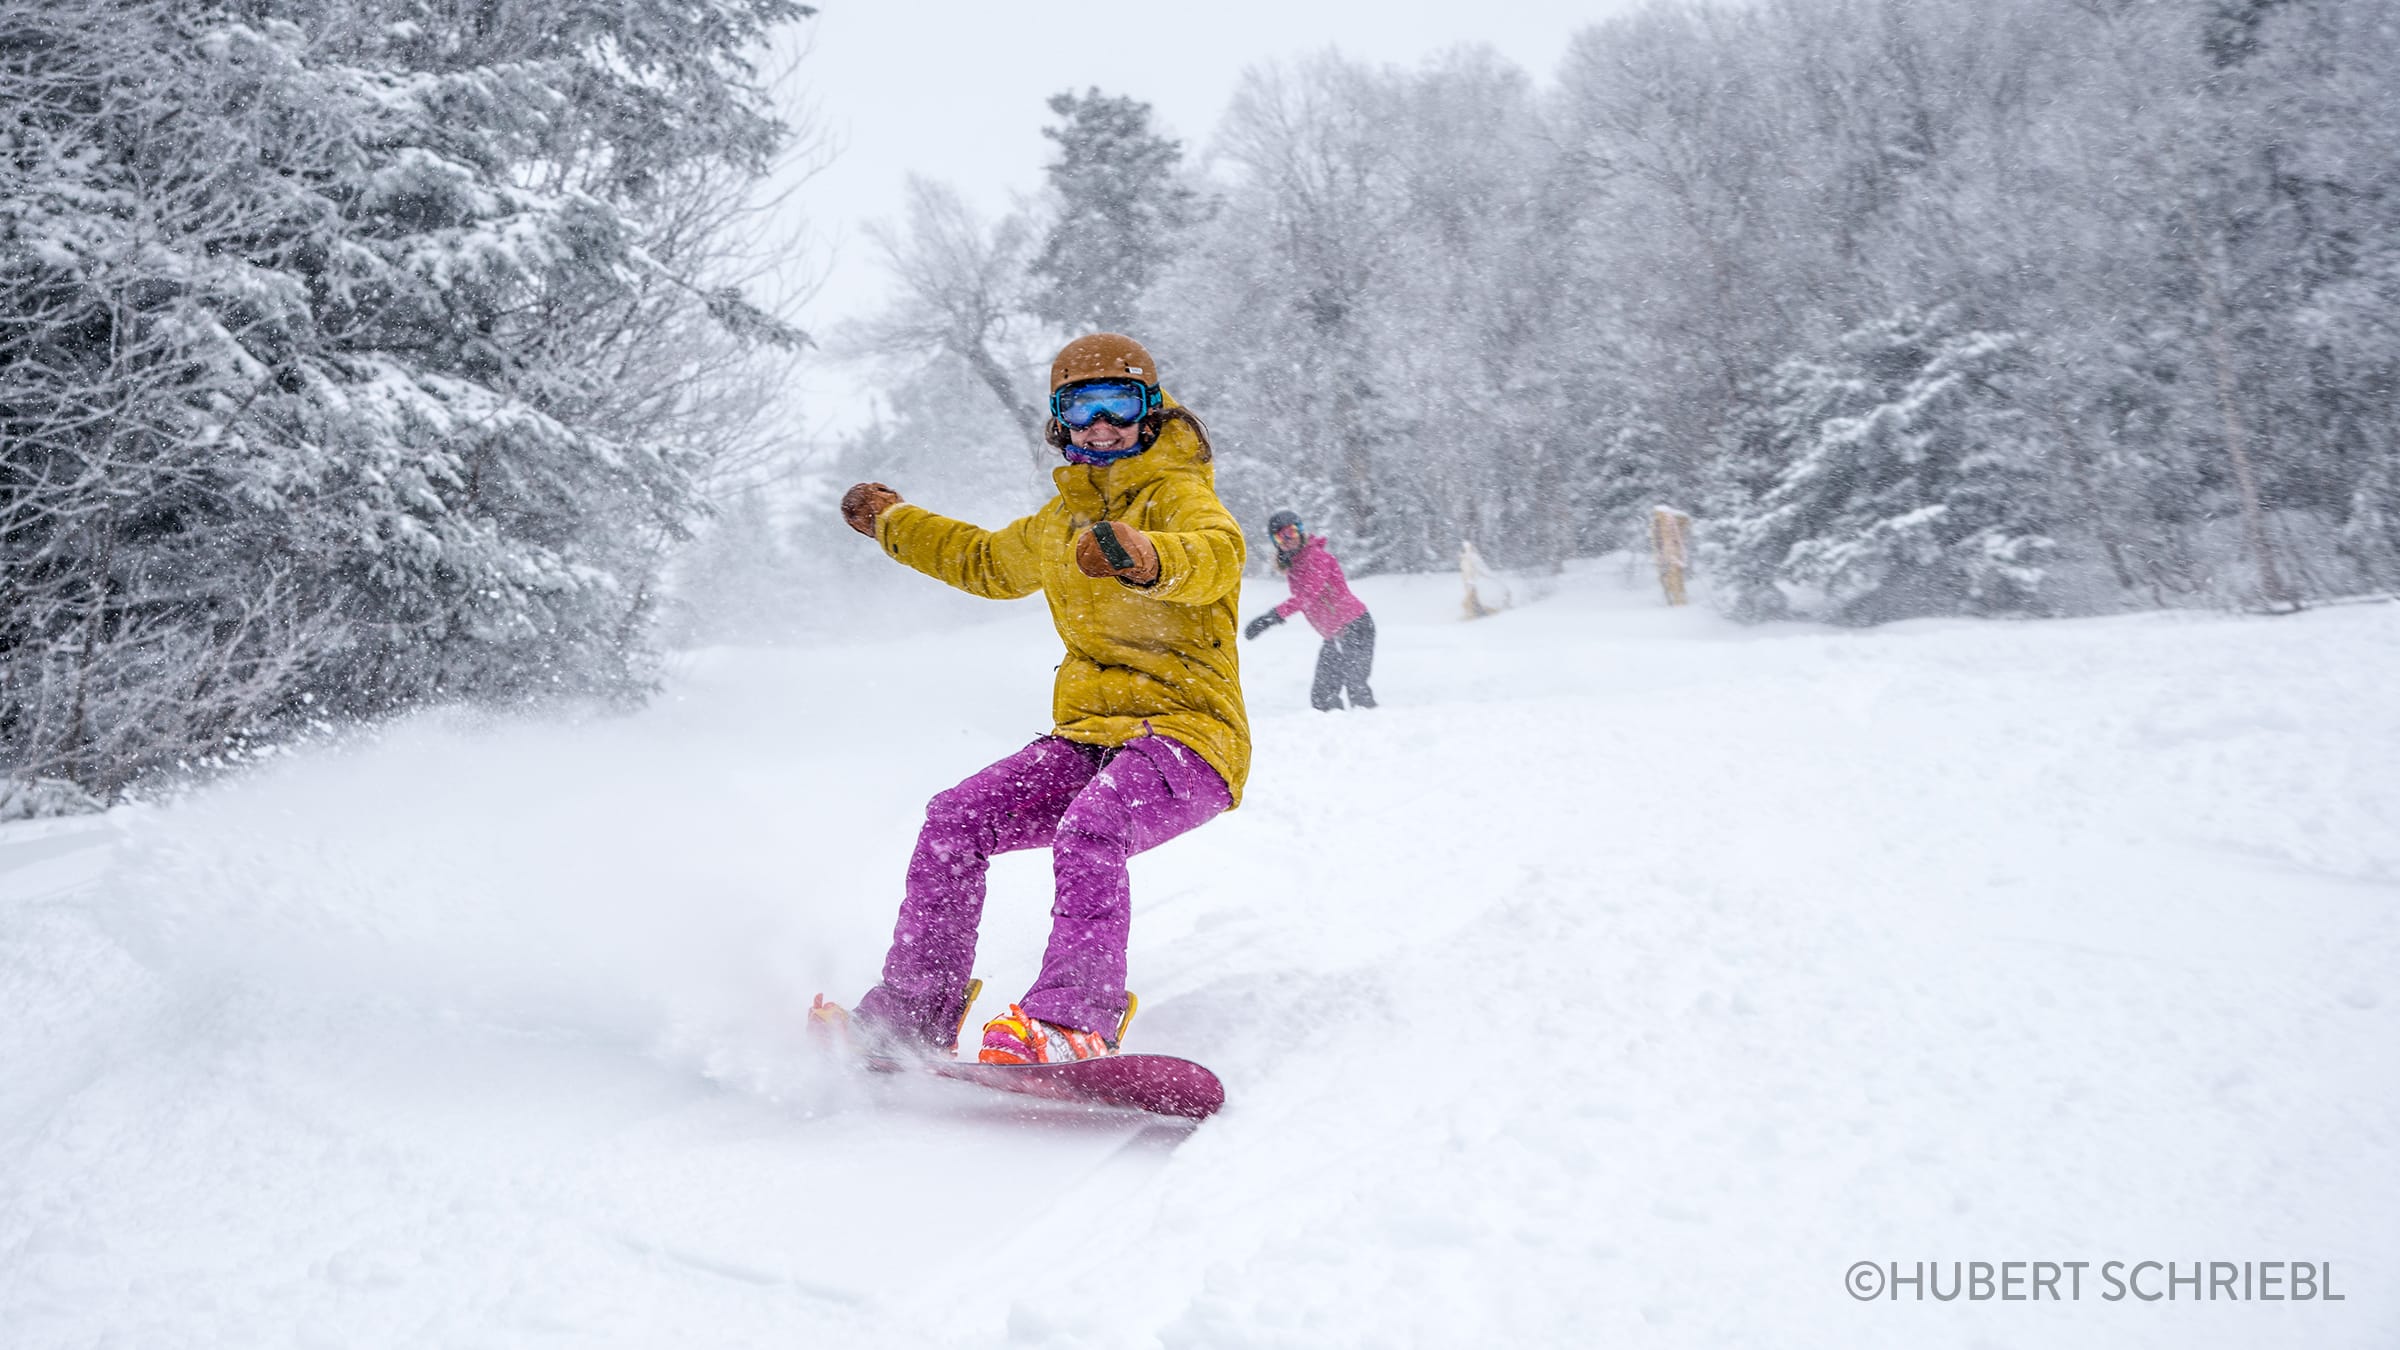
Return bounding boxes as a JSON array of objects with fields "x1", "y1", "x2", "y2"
[{"x1": 853, "y1": 733, "x2": 1230, "y2": 1048}]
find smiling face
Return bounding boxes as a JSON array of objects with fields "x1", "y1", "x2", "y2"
[{"x1": 1068, "y1": 417, "x2": 1143, "y2": 456}]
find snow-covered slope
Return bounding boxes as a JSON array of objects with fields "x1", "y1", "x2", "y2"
[{"x1": 4, "y1": 565, "x2": 2394, "y2": 1348}]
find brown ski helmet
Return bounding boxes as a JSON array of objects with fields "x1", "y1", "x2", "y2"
[{"x1": 1050, "y1": 333, "x2": 1158, "y2": 392}]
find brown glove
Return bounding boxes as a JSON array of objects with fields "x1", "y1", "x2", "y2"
[
  {"x1": 1074, "y1": 521, "x2": 1160, "y2": 587},
  {"x1": 841, "y1": 482, "x2": 901, "y2": 537}
]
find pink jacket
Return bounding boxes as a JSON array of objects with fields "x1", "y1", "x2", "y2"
[{"x1": 1272, "y1": 536, "x2": 1369, "y2": 639}]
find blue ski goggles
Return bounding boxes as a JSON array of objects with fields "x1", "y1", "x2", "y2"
[{"x1": 1051, "y1": 377, "x2": 1161, "y2": 430}]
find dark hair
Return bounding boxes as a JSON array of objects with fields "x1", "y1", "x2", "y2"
[{"x1": 1045, "y1": 404, "x2": 1213, "y2": 462}]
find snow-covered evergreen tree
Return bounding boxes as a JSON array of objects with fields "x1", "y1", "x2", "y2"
[
  {"x1": 1028, "y1": 89, "x2": 1199, "y2": 337},
  {"x1": 1714, "y1": 308, "x2": 2053, "y2": 625},
  {"x1": 0, "y1": 0, "x2": 810, "y2": 802}
]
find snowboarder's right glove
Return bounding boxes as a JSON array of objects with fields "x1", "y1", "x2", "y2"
[
  {"x1": 841, "y1": 482, "x2": 902, "y2": 537},
  {"x1": 1243, "y1": 612, "x2": 1284, "y2": 640}
]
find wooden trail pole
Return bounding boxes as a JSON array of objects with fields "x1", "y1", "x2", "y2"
[{"x1": 1652, "y1": 506, "x2": 1692, "y2": 606}]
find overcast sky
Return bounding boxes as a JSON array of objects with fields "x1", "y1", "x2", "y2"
[{"x1": 761, "y1": 0, "x2": 1645, "y2": 349}]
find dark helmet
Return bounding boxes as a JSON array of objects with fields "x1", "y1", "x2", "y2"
[{"x1": 1267, "y1": 510, "x2": 1303, "y2": 537}]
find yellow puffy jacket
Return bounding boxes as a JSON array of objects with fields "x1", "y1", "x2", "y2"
[{"x1": 872, "y1": 399, "x2": 1251, "y2": 805}]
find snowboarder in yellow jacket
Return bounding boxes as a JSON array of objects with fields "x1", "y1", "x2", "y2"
[{"x1": 825, "y1": 334, "x2": 1249, "y2": 1067}]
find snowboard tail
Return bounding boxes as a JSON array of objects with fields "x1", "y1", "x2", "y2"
[{"x1": 924, "y1": 1052, "x2": 1224, "y2": 1121}]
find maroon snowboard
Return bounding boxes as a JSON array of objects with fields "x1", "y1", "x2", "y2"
[{"x1": 917, "y1": 1054, "x2": 1224, "y2": 1121}]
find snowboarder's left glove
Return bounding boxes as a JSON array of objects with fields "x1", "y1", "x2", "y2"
[
  {"x1": 1243, "y1": 612, "x2": 1283, "y2": 640},
  {"x1": 1075, "y1": 522, "x2": 1160, "y2": 587}
]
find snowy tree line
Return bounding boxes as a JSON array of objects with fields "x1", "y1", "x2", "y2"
[
  {"x1": 848, "y1": 0, "x2": 2400, "y2": 623},
  {"x1": 2, "y1": 0, "x2": 807, "y2": 805},
  {"x1": 12, "y1": 0, "x2": 2394, "y2": 807}
]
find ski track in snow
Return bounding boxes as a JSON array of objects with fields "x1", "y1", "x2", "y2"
[{"x1": 2, "y1": 563, "x2": 2395, "y2": 1348}]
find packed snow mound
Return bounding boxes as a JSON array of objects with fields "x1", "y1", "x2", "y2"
[
  {"x1": 3, "y1": 563, "x2": 2394, "y2": 1348},
  {"x1": 0, "y1": 777, "x2": 103, "y2": 822}
]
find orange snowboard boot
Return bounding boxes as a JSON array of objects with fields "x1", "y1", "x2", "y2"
[{"x1": 976, "y1": 1004, "x2": 1116, "y2": 1066}]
